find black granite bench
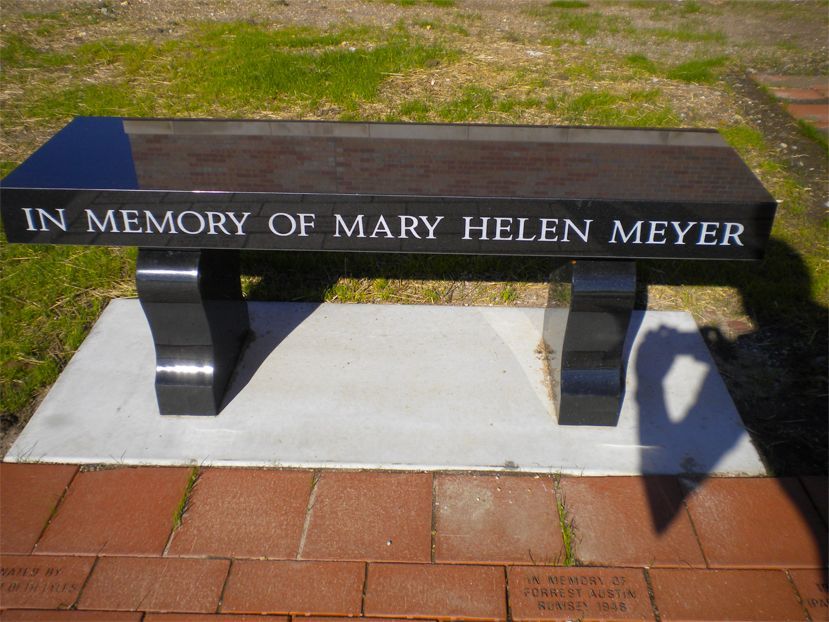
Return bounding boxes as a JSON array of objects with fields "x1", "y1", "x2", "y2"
[{"x1": 0, "y1": 117, "x2": 776, "y2": 425}]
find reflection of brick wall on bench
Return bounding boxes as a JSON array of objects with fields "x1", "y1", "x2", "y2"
[{"x1": 128, "y1": 133, "x2": 769, "y2": 203}]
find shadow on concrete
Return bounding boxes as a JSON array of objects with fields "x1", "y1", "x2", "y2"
[
  {"x1": 644, "y1": 237, "x2": 827, "y2": 476},
  {"x1": 221, "y1": 301, "x2": 321, "y2": 409}
]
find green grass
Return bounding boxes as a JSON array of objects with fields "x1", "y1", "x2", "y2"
[
  {"x1": 162, "y1": 23, "x2": 451, "y2": 113},
  {"x1": 554, "y1": 479, "x2": 576, "y2": 566},
  {"x1": 0, "y1": 244, "x2": 135, "y2": 415},
  {"x1": 3, "y1": 22, "x2": 454, "y2": 122},
  {"x1": 720, "y1": 125, "x2": 767, "y2": 153},
  {"x1": 547, "y1": 89, "x2": 679, "y2": 127},
  {"x1": 529, "y1": 4, "x2": 629, "y2": 43},
  {"x1": 665, "y1": 56, "x2": 728, "y2": 83},
  {"x1": 625, "y1": 53, "x2": 659, "y2": 74},
  {"x1": 499, "y1": 286, "x2": 518, "y2": 304},
  {"x1": 0, "y1": 162, "x2": 19, "y2": 178},
  {"x1": 679, "y1": 0, "x2": 703, "y2": 13},
  {"x1": 0, "y1": 33, "x2": 66, "y2": 67},
  {"x1": 23, "y1": 83, "x2": 155, "y2": 120},
  {"x1": 497, "y1": 96, "x2": 543, "y2": 113},
  {"x1": 385, "y1": 0, "x2": 456, "y2": 6},
  {"x1": 797, "y1": 119, "x2": 829, "y2": 153},
  {"x1": 399, "y1": 99, "x2": 431, "y2": 121},
  {"x1": 547, "y1": 0, "x2": 590, "y2": 8},
  {"x1": 438, "y1": 86, "x2": 495, "y2": 121},
  {"x1": 433, "y1": 87, "x2": 545, "y2": 122},
  {"x1": 172, "y1": 466, "x2": 200, "y2": 530},
  {"x1": 623, "y1": 53, "x2": 730, "y2": 84},
  {"x1": 632, "y1": 0, "x2": 708, "y2": 18}
]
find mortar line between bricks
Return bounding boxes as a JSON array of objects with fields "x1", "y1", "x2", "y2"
[
  {"x1": 296, "y1": 470, "x2": 321, "y2": 560},
  {"x1": 642, "y1": 567, "x2": 662, "y2": 622},
  {"x1": 360, "y1": 561, "x2": 369, "y2": 615},
  {"x1": 215, "y1": 557, "x2": 234, "y2": 614},
  {"x1": 503, "y1": 565, "x2": 512, "y2": 622},
  {"x1": 678, "y1": 478, "x2": 710, "y2": 569},
  {"x1": 430, "y1": 472, "x2": 437, "y2": 564},
  {"x1": 783, "y1": 568, "x2": 814, "y2": 621},
  {"x1": 31, "y1": 465, "x2": 80, "y2": 554},
  {"x1": 70, "y1": 554, "x2": 100, "y2": 610}
]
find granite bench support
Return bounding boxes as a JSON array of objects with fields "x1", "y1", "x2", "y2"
[{"x1": 135, "y1": 248, "x2": 249, "y2": 417}]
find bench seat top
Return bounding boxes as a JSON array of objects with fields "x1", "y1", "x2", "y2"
[{"x1": 1, "y1": 117, "x2": 776, "y2": 260}]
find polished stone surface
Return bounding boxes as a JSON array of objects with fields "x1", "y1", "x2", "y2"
[
  {"x1": 6, "y1": 299, "x2": 765, "y2": 475},
  {"x1": 1, "y1": 118, "x2": 777, "y2": 260}
]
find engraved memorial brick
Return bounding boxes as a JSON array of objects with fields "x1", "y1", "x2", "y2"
[
  {"x1": 789, "y1": 569, "x2": 829, "y2": 621},
  {"x1": 508, "y1": 566, "x2": 654, "y2": 621},
  {"x1": 0, "y1": 555, "x2": 94, "y2": 609}
]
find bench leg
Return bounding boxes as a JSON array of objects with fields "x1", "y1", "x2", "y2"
[
  {"x1": 136, "y1": 248, "x2": 250, "y2": 416},
  {"x1": 556, "y1": 260, "x2": 637, "y2": 426}
]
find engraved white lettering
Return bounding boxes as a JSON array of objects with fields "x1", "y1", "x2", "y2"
[
  {"x1": 206, "y1": 211, "x2": 230, "y2": 235},
  {"x1": 227, "y1": 211, "x2": 250, "y2": 235},
  {"x1": 398, "y1": 215, "x2": 421, "y2": 239},
  {"x1": 296, "y1": 213, "x2": 315, "y2": 237},
  {"x1": 22, "y1": 208, "x2": 37, "y2": 231},
  {"x1": 538, "y1": 218, "x2": 559, "y2": 242},
  {"x1": 86, "y1": 209, "x2": 120, "y2": 233},
  {"x1": 33, "y1": 208, "x2": 67, "y2": 232},
  {"x1": 334, "y1": 214, "x2": 365, "y2": 238},
  {"x1": 462, "y1": 216, "x2": 490, "y2": 240},
  {"x1": 177, "y1": 211, "x2": 206, "y2": 235},
  {"x1": 646, "y1": 221, "x2": 668, "y2": 245},
  {"x1": 563, "y1": 218, "x2": 591, "y2": 243},
  {"x1": 370, "y1": 215, "x2": 393, "y2": 238},
  {"x1": 420, "y1": 215, "x2": 443, "y2": 239},
  {"x1": 671, "y1": 221, "x2": 696, "y2": 245},
  {"x1": 516, "y1": 217, "x2": 536, "y2": 241},
  {"x1": 697, "y1": 221, "x2": 720, "y2": 245},
  {"x1": 493, "y1": 217, "x2": 513, "y2": 241},
  {"x1": 145, "y1": 211, "x2": 177, "y2": 234},
  {"x1": 269, "y1": 213, "x2": 297, "y2": 237},
  {"x1": 609, "y1": 220, "x2": 642, "y2": 244},
  {"x1": 721, "y1": 222, "x2": 744, "y2": 246},
  {"x1": 122, "y1": 210, "x2": 142, "y2": 233}
]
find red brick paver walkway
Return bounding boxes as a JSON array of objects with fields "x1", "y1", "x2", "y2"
[
  {"x1": 752, "y1": 74, "x2": 829, "y2": 135},
  {"x1": 0, "y1": 465, "x2": 827, "y2": 620}
]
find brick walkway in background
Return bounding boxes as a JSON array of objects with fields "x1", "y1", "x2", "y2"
[
  {"x1": 751, "y1": 74, "x2": 829, "y2": 135},
  {"x1": 0, "y1": 464, "x2": 827, "y2": 621}
]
